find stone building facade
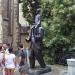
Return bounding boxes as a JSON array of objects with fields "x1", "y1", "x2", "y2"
[
  {"x1": 0, "y1": 0, "x2": 30, "y2": 50},
  {"x1": 0, "y1": 0, "x2": 3, "y2": 43},
  {"x1": 0, "y1": 0, "x2": 20, "y2": 50},
  {"x1": 2, "y1": 0, "x2": 19, "y2": 49}
]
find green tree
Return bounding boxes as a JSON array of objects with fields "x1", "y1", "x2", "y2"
[
  {"x1": 19, "y1": 0, "x2": 22, "y2": 3},
  {"x1": 22, "y1": 0, "x2": 75, "y2": 64},
  {"x1": 42, "y1": 0, "x2": 75, "y2": 64}
]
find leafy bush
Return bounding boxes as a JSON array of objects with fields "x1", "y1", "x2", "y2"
[
  {"x1": 22, "y1": 0, "x2": 42, "y2": 25},
  {"x1": 42, "y1": 0, "x2": 75, "y2": 64},
  {"x1": 22, "y1": 0, "x2": 75, "y2": 64}
]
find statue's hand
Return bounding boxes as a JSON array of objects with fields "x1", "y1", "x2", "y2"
[
  {"x1": 32, "y1": 36, "x2": 35, "y2": 42},
  {"x1": 25, "y1": 37, "x2": 30, "y2": 42}
]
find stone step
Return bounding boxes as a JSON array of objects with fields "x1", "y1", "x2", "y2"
[{"x1": 28, "y1": 66, "x2": 51, "y2": 75}]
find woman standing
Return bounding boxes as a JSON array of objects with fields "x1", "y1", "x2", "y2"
[{"x1": 5, "y1": 48, "x2": 16, "y2": 75}]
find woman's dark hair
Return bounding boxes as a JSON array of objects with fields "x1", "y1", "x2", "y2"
[{"x1": 8, "y1": 48, "x2": 13, "y2": 53}]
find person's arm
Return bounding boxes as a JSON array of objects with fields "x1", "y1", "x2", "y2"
[
  {"x1": 18, "y1": 56, "x2": 21, "y2": 66},
  {"x1": 18, "y1": 52, "x2": 21, "y2": 66},
  {"x1": 13, "y1": 56, "x2": 16, "y2": 67}
]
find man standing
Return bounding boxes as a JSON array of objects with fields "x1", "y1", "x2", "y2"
[
  {"x1": 18, "y1": 44, "x2": 28, "y2": 75},
  {"x1": 26, "y1": 9, "x2": 46, "y2": 68}
]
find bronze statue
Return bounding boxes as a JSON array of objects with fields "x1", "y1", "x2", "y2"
[{"x1": 26, "y1": 9, "x2": 46, "y2": 68}]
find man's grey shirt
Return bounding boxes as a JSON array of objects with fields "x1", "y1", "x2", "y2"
[{"x1": 18, "y1": 49, "x2": 27, "y2": 66}]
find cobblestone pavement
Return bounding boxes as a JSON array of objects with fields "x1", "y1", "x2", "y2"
[
  {"x1": 15, "y1": 65, "x2": 67, "y2": 75},
  {"x1": 13, "y1": 59, "x2": 67, "y2": 75},
  {"x1": 50, "y1": 65, "x2": 67, "y2": 75}
]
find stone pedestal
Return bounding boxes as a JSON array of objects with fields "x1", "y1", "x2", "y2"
[
  {"x1": 28, "y1": 66, "x2": 51, "y2": 75},
  {"x1": 67, "y1": 58, "x2": 75, "y2": 75}
]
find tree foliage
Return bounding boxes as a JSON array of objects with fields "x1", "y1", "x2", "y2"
[
  {"x1": 22, "y1": 0, "x2": 42, "y2": 25},
  {"x1": 42, "y1": 0, "x2": 75, "y2": 64},
  {"x1": 42, "y1": 0, "x2": 75, "y2": 48},
  {"x1": 22, "y1": 0, "x2": 75, "y2": 64}
]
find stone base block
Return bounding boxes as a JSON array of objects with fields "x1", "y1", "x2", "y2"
[{"x1": 28, "y1": 66, "x2": 51, "y2": 75}]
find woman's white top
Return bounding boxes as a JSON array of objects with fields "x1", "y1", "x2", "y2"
[{"x1": 5, "y1": 53, "x2": 16, "y2": 69}]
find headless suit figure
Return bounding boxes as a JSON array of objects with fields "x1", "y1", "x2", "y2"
[{"x1": 26, "y1": 9, "x2": 46, "y2": 68}]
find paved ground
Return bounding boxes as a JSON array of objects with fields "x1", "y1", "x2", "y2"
[
  {"x1": 12, "y1": 58, "x2": 68, "y2": 75},
  {"x1": 50, "y1": 65, "x2": 67, "y2": 75},
  {"x1": 15, "y1": 65, "x2": 67, "y2": 75}
]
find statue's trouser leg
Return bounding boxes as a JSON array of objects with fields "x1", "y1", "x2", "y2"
[
  {"x1": 29, "y1": 50, "x2": 35, "y2": 68},
  {"x1": 34, "y1": 49, "x2": 46, "y2": 68}
]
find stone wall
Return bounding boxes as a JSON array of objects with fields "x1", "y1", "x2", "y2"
[
  {"x1": 0, "y1": 0, "x2": 3, "y2": 43},
  {"x1": 1, "y1": 0, "x2": 9, "y2": 43},
  {"x1": 0, "y1": 0, "x2": 29, "y2": 50},
  {"x1": 1, "y1": 0, "x2": 19, "y2": 50},
  {"x1": 12, "y1": 0, "x2": 20, "y2": 50}
]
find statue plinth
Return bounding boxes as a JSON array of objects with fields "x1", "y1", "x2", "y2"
[
  {"x1": 28, "y1": 66, "x2": 51, "y2": 75},
  {"x1": 67, "y1": 58, "x2": 75, "y2": 75}
]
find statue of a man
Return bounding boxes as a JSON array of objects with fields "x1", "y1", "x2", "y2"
[
  {"x1": 26, "y1": 9, "x2": 46, "y2": 68},
  {"x1": 27, "y1": 9, "x2": 46, "y2": 68}
]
